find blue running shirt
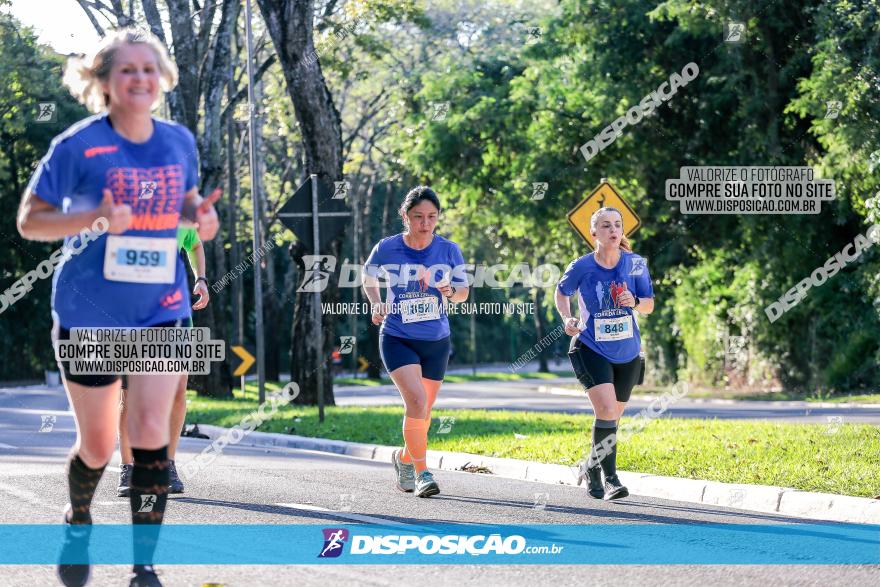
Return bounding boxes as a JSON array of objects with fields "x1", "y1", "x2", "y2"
[
  {"x1": 557, "y1": 251, "x2": 653, "y2": 363},
  {"x1": 365, "y1": 233, "x2": 467, "y2": 341},
  {"x1": 27, "y1": 114, "x2": 199, "y2": 328}
]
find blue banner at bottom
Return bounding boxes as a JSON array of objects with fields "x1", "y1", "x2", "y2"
[{"x1": 1, "y1": 523, "x2": 878, "y2": 565}]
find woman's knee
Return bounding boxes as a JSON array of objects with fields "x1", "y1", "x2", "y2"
[
  {"x1": 77, "y1": 431, "x2": 116, "y2": 466},
  {"x1": 404, "y1": 393, "x2": 427, "y2": 417},
  {"x1": 126, "y1": 411, "x2": 169, "y2": 444},
  {"x1": 588, "y1": 384, "x2": 618, "y2": 419}
]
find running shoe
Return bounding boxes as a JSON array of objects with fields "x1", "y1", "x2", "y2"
[
  {"x1": 586, "y1": 465, "x2": 605, "y2": 499},
  {"x1": 129, "y1": 564, "x2": 162, "y2": 586},
  {"x1": 117, "y1": 463, "x2": 133, "y2": 497},
  {"x1": 391, "y1": 449, "x2": 415, "y2": 493},
  {"x1": 415, "y1": 470, "x2": 440, "y2": 498},
  {"x1": 57, "y1": 505, "x2": 91, "y2": 587},
  {"x1": 603, "y1": 474, "x2": 629, "y2": 501},
  {"x1": 576, "y1": 460, "x2": 605, "y2": 499},
  {"x1": 167, "y1": 460, "x2": 184, "y2": 494}
]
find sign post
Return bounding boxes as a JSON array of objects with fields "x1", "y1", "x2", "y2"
[
  {"x1": 278, "y1": 176, "x2": 350, "y2": 423},
  {"x1": 244, "y1": 0, "x2": 266, "y2": 404}
]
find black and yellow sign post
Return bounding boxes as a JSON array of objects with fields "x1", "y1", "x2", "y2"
[
  {"x1": 567, "y1": 179, "x2": 641, "y2": 249},
  {"x1": 230, "y1": 345, "x2": 256, "y2": 397}
]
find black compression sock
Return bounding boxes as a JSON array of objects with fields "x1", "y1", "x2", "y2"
[
  {"x1": 130, "y1": 446, "x2": 170, "y2": 565},
  {"x1": 67, "y1": 453, "x2": 106, "y2": 524},
  {"x1": 591, "y1": 419, "x2": 618, "y2": 478}
]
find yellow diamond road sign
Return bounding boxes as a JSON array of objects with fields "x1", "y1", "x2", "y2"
[{"x1": 567, "y1": 181, "x2": 640, "y2": 250}]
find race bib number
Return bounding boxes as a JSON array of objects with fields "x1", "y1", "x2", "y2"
[
  {"x1": 594, "y1": 315, "x2": 633, "y2": 341},
  {"x1": 104, "y1": 235, "x2": 176, "y2": 284},
  {"x1": 399, "y1": 296, "x2": 441, "y2": 324}
]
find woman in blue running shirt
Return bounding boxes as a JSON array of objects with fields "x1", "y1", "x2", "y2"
[
  {"x1": 17, "y1": 29, "x2": 219, "y2": 587},
  {"x1": 555, "y1": 207, "x2": 654, "y2": 501},
  {"x1": 363, "y1": 187, "x2": 469, "y2": 498}
]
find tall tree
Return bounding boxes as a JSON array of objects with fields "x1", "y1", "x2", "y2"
[
  {"x1": 76, "y1": 0, "x2": 249, "y2": 397},
  {"x1": 257, "y1": 0, "x2": 344, "y2": 404}
]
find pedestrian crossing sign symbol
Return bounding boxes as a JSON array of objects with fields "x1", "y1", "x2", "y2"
[{"x1": 567, "y1": 181, "x2": 640, "y2": 250}]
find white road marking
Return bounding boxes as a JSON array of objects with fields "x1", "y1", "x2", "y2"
[
  {"x1": 0, "y1": 481, "x2": 55, "y2": 509},
  {"x1": 275, "y1": 502, "x2": 412, "y2": 528},
  {"x1": 0, "y1": 443, "x2": 18, "y2": 449},
  {"x1": 0, "y1": 407, "x2": 73, "y2": 417}
]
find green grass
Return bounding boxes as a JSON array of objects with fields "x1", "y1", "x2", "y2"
[
  {"x1": 737, "y1": 391, "x2": 880, "y2": 404},
  {"x1": 186, "y1": 385, "x2": 880, "y2": 498},
  {"x1": 554, "y1": 383, "x2": 880, "y2": 404},
  {"x1": 334, "y1": 370, "x2": 573, "y2": 386}
]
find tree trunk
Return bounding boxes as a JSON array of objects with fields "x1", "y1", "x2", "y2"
[
  {"x1": 165, "y1": 0, "x2": 200, "y2": 131},
  {"x1": 364, "y1": 180, "x2": 396, "y2": 379},
  {"x1": 253, "y1": 78, "x2": 282, "y2": 381},
  {"x1": 257, "y1": 0, "x2": 344, "y2": 404}
]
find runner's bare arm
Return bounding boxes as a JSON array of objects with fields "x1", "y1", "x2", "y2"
[
  {"x1": 634, "y1": 297, "x2": 654, "y2": 315},
  {"x1": 439, "y1": 284, "x2": 469, "y2": 303},
  {"x1": 363, "y1": 272, "x2": 389, "y2": 325},
  {"x1": 363, "y1": 272, "x2": 383, "y2": 307},
  {"x1": 17, "y1": 189, "x2": 130, "y2": 241},
  {"x1": 555, "y1": 288, "x2": 581, "y2": 335}
]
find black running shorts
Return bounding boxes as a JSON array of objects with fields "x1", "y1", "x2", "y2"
[{"x1": 567, "y1": 337, "x2": 642, "y2": 402}]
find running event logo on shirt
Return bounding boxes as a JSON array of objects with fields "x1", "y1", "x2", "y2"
[
  {"x1": 107, "y1": 165, "x2": 186, "y2": 231},
  {"x1": 412, "y1": 265, "x2": 431, "y2": 292},
  {"x1": 319, "y1": 528, "x2": 349, "y2": 558},
  {"x1": 594, "y1": 280, "x2": 629, "y2": 317}
]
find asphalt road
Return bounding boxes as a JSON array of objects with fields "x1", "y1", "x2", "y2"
[
  {"x1": 0, "y1": 385, "x2": 878, "y2": 586},
  {"x1": 335, "y1": 379, "x2": 880, "y2": 423}
]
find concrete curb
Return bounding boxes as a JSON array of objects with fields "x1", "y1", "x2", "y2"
[
  {"x1": 193, "y1": 424, "x2": 880, "y2": 525},
  {"x1": 536, "y1": 385, "x2": 880, "y2": 408}
]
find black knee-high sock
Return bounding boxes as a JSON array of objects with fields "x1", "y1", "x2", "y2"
[
  {"x1": 130, "y1": 446, "x2": 169, "y2": 566},
  {"x1": 589, "y1": 419, "x2": 618, "y2": 478},
  {"x1": 67, "y1": 453, "x2": 106, "y2": 524}
]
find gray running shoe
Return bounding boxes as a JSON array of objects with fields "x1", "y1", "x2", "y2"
[
  {"x1": 117, "y1": 463, "x2": 133, "y2": 498},
  {"x1": 415, "y1": 470, "x2": 440, "y2": 498},
  {"x1": 391, "y1": 449, "x2": 415, "y2": 492},
  {"x1": 167, "y1": 460, "x2": 184, "y2": 494}
]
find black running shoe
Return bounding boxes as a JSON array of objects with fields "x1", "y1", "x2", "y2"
[
  {"x1": 129, "y1": 564, "x2": 162, "y2": 586},
  {"x1": 117, "y1": 463, "x2": 132, "y2": 497},
  {"x1": 167, "y1": 460, "x2": 184, "y2": 494},
  {"x1": 587, "y1": 465, "x2": 605, "y2": 499},
  {"x1": 576, "y1": 461, "x2": 605, "y2": 499},
  {"x1": 57, "y1": 505, "x2": 91, "y2": 587},
  {"x1": 603, "y1": 474, "x2": 629, "y2": 501}
]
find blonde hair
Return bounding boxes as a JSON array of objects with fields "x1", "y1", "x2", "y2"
[
  {"x1": 63, "y1": 28, "x2": 178, "y2": 113},
  {"x1": 590, "y1": 206, "x2": 632, "y2": 252}
]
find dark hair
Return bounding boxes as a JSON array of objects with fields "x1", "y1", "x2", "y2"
[{"x1": 399, "y1": 185, "x2": 441, "y2": 217}]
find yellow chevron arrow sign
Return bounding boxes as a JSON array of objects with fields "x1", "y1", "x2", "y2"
[
  {"x1": 358, "y1": 356, "x2": 369, "y2": 373},
  {"x1": 231, "y1": 345, "x2": 256, "y2": 377}
]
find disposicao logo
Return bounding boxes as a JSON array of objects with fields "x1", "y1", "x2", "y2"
[
  {"x1": 318, "y1": 528, "x2": 349, "y2": 558},
  {"x1": 348, "y1": 533, "x2": 527, "y2": 555}
]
